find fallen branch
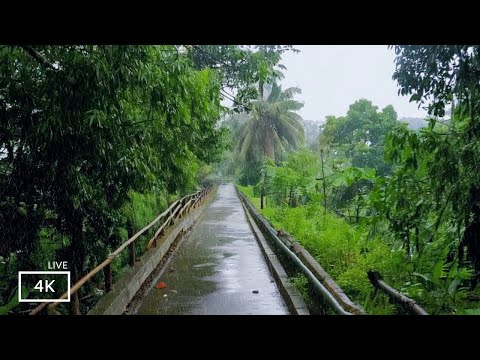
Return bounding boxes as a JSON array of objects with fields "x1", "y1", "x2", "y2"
[{"x1": 367, "y1": 270, "x2": 428, "y2": 315}]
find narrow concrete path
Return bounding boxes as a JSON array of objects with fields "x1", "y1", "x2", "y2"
[{"x1": 136, "y1": 183, "x2": 289, "y2": 314}]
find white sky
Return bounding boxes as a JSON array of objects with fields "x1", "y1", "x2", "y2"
[{"x1": 280, "y1": 45, "x2": 428, "y2": 122}]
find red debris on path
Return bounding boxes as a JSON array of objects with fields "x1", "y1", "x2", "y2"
[{"x1": 156, "y1": 282, "x2": 167, "y2": 289}]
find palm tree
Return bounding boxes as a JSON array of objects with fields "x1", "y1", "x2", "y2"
[
  {"x1": 235, "y1": 82, "x2": 304, "y2": 185},
  {"x1": 237, "y1": 83, "x2": 304, "y2": 166}
]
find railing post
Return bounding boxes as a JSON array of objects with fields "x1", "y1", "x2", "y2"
[
  {"x1": 104, "y1": 264, "x2": 112, "y2": 292},
  {"x1": 128, "y1": 223, "x2": 136, "y2": 264},
  {"x1": 179, "y1": 198, "x2": 185, "y2": 218},
  {"x1": 69, "y1": 293, "x2": 80, "y2": 315},
  {"x1": 69, "y1": 265, "x2": 80, "y2": 315},
  {"x1": 129, "y1": 242, "x2": 136, "y2": 265}
]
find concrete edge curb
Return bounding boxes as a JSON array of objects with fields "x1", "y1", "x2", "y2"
[{"x1": 238, "y1": 190, "x2": 310, "y2": 315}]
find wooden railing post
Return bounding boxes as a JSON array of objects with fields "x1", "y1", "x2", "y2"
[
  {"x1": 128, "y1": 224, "x2": 136, "y2": 264},
  {"x1": 104, "y1": 264, "x2": 112, "y2": 292},
  {"x1": 69, "y1": 293, "x2": 80, "y2": 315},
  {"x1": 180, "y1": 198, "x2": 185, "y2": 218},
  {"x1": 129, "y1": 242, "x2": 136, "y2": 265},
  {"x1": 69, "y1": 266, "x2": 80, "y2": 315}
]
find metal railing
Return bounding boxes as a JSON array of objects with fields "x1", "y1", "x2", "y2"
[
  {"x1": 236, "y1": 187, "x2": 353, "y2": 315},
  {"x1": 29, "y1": 186, "x2": 213, "y2": 315}
]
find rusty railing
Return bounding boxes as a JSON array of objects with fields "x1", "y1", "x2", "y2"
[
  {"x1": 367, "y1": 270, "x2": 428, "y2": 315},
  {"x1": 29, "y1": 186, "x2": 213, "y2": 315}
]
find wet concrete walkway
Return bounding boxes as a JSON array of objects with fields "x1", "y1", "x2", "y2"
[{"x1": 136, "y1": 183, "x2": 289, "y2": 315}]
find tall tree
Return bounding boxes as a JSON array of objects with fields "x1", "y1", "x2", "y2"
[
  {"x1": 319, "y1": 99, "x2": 399, "y2": 176},
  {"x1": 236, "y1": 82, "x2": 304, "y2": 184}
]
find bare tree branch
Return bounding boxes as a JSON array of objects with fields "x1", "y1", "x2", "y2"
[{"x1": 18, "y1": 45, "x2": 55, "y2": 69}]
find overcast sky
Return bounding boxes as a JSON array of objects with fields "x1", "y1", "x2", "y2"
[{"x1": 280, "y1": 45, "x2": 428, "y2": 122}]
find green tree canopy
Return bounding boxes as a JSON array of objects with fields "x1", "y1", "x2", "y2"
[
  {"x1": 0, "y1": 45, "x2": 292, "y2": 288},
  {"x1": 319, "y1": 99, "x2": 399, "y2": 176},
  {"x1": 386, "y1": 45, "x2": 480, "y2": 285}
]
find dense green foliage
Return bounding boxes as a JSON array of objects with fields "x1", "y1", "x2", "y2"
[
  {"x1": 388, "y1": 45, "x2": 480, "y2": 287},
  {"x1": 320, "y1": 99, "x2": 399, "y2": 176},
  {"x1": 239, "y1": 184, "x2": 406, "y2": 314},
  {"x1": 236, "y1": 81, "x2": 480, "y2": 314},
  {"x1": 4, "y1": 44, "x2": 480, "y2": 315},
  {"x1": 0, "y1": 45, "x2": 291, "y2": 312}
]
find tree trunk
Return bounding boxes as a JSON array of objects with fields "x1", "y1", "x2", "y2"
[
  {"x1": 356, "y1": 201, "x2": 360, "y2": 223},
  {"x1": 264, "y1": 137, "x2": 275, "y2": 160},
  {"x1": 405, "y1": 234, "x2": 411, "y2": 258},
  {"x1": 320, "y1": 149, "x2": 327, "y2": 215},
  {"x1": 128, "y1": 221, "x2": 135, "y2": 266},
  {"x1": 67, "y1": 208, "x2": 84, "y2": 315},
  {"x1": 260, "y1": 189, "x2": 264, "y2": 209},
  {"x1": 460, "y1": 187, "x2": 480, "y2": 288},
  {"x1": 69, "y1": 264, "x2": 80, "y2": 315},
  {"x1": 415, "y1": 226, "x2": 420, "y2": 253},
  {"x1": 262, "y1": 125, "x2": 279, "y2": 162}
]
